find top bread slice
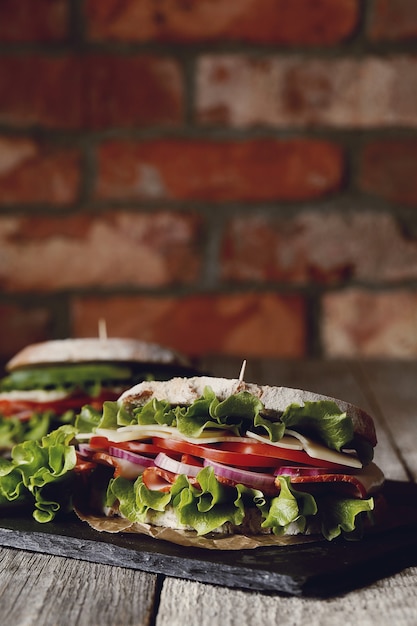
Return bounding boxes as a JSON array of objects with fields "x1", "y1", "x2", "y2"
[
  {"x1": 119, "y1": 376, "x2": 377, "y2": 447},
  {"x1": 7, "y1": 338, "x2": 191, "y2": 371}
]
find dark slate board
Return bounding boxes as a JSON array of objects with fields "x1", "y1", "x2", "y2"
[{"x1": 0, "y1": 480, "x2": 416, "y2": 597}]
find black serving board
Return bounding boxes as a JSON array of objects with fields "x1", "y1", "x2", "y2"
[{"x1": 0, "y1": 480, "x2": 416, "y2": 597}]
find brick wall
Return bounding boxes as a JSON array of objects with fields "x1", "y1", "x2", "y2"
[{"x1": 1, "y1": 0, "x2": 417, "y2": 365}]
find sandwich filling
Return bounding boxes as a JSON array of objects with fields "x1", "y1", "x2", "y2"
[
  {"x1": 0, "y1": 363, "x2": 141, "y2": 451},
  {"x1": 0, "y1": 378, "x2": 385, "y2": 543}
]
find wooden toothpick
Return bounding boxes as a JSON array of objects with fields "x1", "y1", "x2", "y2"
[
  {"x1": 238, "y1": 359, "x2": 247, "y2": 382},
  {"x1": 98, "y1": 318, "x2": 108, "y2": 340}
]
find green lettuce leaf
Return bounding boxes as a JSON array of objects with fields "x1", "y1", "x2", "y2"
[
  {"x1": 0, "y1": 364, "x2": 136, "y2": 397},
  {"x1": 0, "y1": 425, "x2": 78, "y2": 522},
  {"x1": 12, "y1": 426, "x2": 77, "y2": 488},
  {"x1": 210, "y1": 390, "x2": 264, "y2": 423},
  {"x1": 134, "y1": 398, "x2": 177, "y2": 427},
  {"x1": 0, "y1": 412, "x2": 52, "y2": 450},
  {"x1": 75, "y1": 405, "x2": 103, "y2": 433},
  {"x1": 122, "y1": 387, "x2": 264, "y2": 439},
  {"x1": 0, "y1": 457, "x2": 28, "y2": 504},
  {"x1": 253, "y1": 413, "x2": 285, "y2": 441},
  {"x1": 172, "y1": 466, "x2": 245, "y2": 534},
  {"x1": 260, "y1": 476, "x2": 317, "y2": 535},
  {"x1": 108, "y1": 467, "x2": 246, "y2": 535},
  {"x1": 177, "y1": 388, "x2": 263, "y2": 438},
  {"x1": 280, "y1": 401, "x2": 353, "y2": 451},
  {"x1": 96, "y1": 401, "x2": 119, "y2": 429},
  {"x1": 317, "y1": 495, "x2": 374, "y2": 541},
  {"x1": 96, "y1": 399, "x2": 173, "y2": 430},
  {"x1": 106, "y1": 475, "x2": 172, "y2": 523},
  {"x1": 96, "y1": 400, "x2": 136, "y2": 429}
]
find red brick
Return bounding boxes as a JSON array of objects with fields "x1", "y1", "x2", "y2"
[
  {"x1": 0, "y1": 0, "x2": 69, "y2": 42},
  {"x1": 197, "y1": 55, "x2": 417, "y2": 128},
  {"x1": 95, "y1": 139, "x2": 343, "y2": 202},
  {"x1": 0, "y1": 56, "x2": 82, "y2": 128},
  {"x1": 322, "y1": 289, "x2": 417, "y2": 357},
  {"x1": 221, "y1": 211, "x2": 417, "y2": 284},
  {"x1": 85, "y1": 0, "x2": 358, "y2": 46},
  {"x1": 0, "y1": 137, "x2": 81, "y2": 204},
  {"x1": 71, "y1": 293, "x2": 306, "y2": 358},
  {"x1": 85, "y1": 55, "x2": 183, "y2": 129},
  {"x1": 0, "y1": 55, "x2": 183, "y2": 129},
  {"x1": 0, "y1": 211, "x2": 202, "y2": 292},
  {"x1": 0, "y1": 304, "x2": 51, "y2": 365},
  {"x1": 360, "y1": 140, "x2": 417, "y2": 206},
  {"x1": 369, "y1": 0, "x2": 417, "y2": 42}
]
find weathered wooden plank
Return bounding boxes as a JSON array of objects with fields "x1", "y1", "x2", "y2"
[
  {"x1": 155, "y1": 567, "x2": 417, "y2": 626},
  {"x1": 357, "y1": 361, "x2": 417, "y2": 482},
  {"x1": 0, "y1": 547, "x2": 158, "y2": 626}
]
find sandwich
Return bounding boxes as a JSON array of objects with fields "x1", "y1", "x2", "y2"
[
  {"x1": 0, "y1": 337, "x2": 195, "y2": 452},
  {"x1": 0, "y1": 375, "x2": 385, "y2": 549}
]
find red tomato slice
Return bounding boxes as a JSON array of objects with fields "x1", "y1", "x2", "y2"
[
  {"x1": 116, "y1": 440, "x2": 167, "y2": 456},
  {"x1": 153, "y1": 437, "x2": 294, "y2": 468},
  {"x1": 180, "y1": 453, "x2": 203, "y2": 467},
  {"x1": 217, "y1": 441, "x2": 349, "y2": 470},
  {"x1": 0, "y1": 391, "x2": 119, "y2": 418},
  {"x1": 218, "y1": 441, "x2": 346, "y2": 469},
  {"x1": 153, "y1": 437, "x2": 276, "y2": 467},
  {"x1": 89, "y1": 436, "x2": 112, "y2": 450},
  {"x1": 152, "y1": 437, "x2": 347, "y2": 470}
]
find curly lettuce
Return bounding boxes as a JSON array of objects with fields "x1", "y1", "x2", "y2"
[
  {"x1": 0, "y1": 425, "x2": 78, "y2": 522},
  {"x1": 260, "y1": 477, "x2": 317, "y2": 535},
  {"x1": 96, "y1": 386, "x2": 369, "y2": 462},
  {"x1": 105, "y1": 467, "x2": 374, "y2": 540},
  {"x1": 0, "y1": 411, "x2": 76, "y2": 452},
  {"x1": 97, "y1": 387, "x2": 264, "y2": 437},
  {"x1": 316, "y1": 494, "x2": 375, "y2": 541}
]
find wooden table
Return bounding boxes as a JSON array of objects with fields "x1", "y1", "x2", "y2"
[{"x1": 0, "y1": 359, "x2": 416, "y2": 626}]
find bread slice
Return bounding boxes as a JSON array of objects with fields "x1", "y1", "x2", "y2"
[
  {"x1": 120, "y1": 376, "x2": 377, "y2": 447},
  {"x1": 7, "y1": 338, "x2": 191, "y2": 371}
]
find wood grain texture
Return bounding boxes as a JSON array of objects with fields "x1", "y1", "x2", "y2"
[
  {"x1": 156, "y1": 568, "x2": 417, "y2": 626},
  {"x1": 359, "y1": 361, "x2": 417, "y2": 481},
  {"x1": 0, "y1": 547, "x2": 158, "y2": 626}
]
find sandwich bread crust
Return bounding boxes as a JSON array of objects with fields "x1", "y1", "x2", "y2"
[{"x1": 7, "y1": 338, "x2": 191, "y2": 370}]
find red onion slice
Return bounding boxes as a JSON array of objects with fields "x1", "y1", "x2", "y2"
[
  {"x1": 109, "y1": 446, "x2": 156, "y2": 468},
  {"x1": 203, "y1": 458, "x2": 276, "y2": 491},
  {"x1": 154, "y1": 452, "x2": 202, "y2": 477}
]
